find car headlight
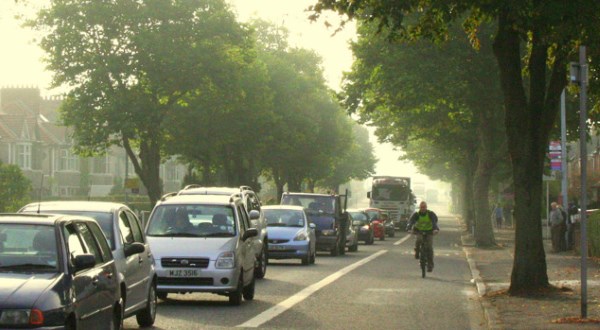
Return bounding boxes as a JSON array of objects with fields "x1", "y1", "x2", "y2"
[
  {"x1": 0, "y1": 309, "x2": 43, "y2": 326},
  {"x1": 294, "y1": 231, "x2": 308, "y2": 241},
  {"x1": 360, "y1": 225, "x2": 370, "y2": 232},
  {"x1": 321, "y1": 229, "x2": 336, "y2": 236},
  {"x1": 215, "y1": 251, "x2": 235, "y2": 269}
]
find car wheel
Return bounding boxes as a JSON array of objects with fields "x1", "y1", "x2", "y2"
[
  {"x1": 111, "y1": 298, "x2": 123, "y2": 330},
  {"x1": 339, "y1": 235, "x2": 346, "y2": 256},
  {"x1": 310, "y1": 248, "x2": 316, "y2": 264},
  {"x1": 390, "y1": 230, "x2": 395, "y2": 237},
  {"x1": 136, "y1": 282, "x2": 157, "y2": 327},
  {"x1": 254, "y1": 244, "x2": 267, "y2": 279},
  {"x1": 229, "y1": 274, "x2": 243, "y2": 306},
  {"x1": 242, "y1": 275, "x2": 255, "y2": 301},
  {"x1": 64, "y1": 316, "x2": 77, "y2": 330},
  {"x1": 301, "y1": 248, "x2": 310, "y2": 265},
  {"x1": 330, "y1": 245, "x2": 339, "y2": 256},
  {"x1": 157, "y1": 292, "x2": 168, "y2": 300},
  {"x1": 380, "y1": 233, "x2": 385, "y2": 241}
]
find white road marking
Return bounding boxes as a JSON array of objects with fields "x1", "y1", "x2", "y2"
[
  {"x1": 394, "y1": 234, "x2": 412, "y2": 245},
  {"x1": 236, "y1": 250, "x2": 388, "y2": 328}
]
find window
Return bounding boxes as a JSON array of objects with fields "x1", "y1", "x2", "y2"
[
  {"x1": 118, "y1": 212, "x2": 134, "y2": 244},
  {"x1": 64, "y1": 224, "x2": 85, "y2": 262},
  {"x1": 16, "y1": 143, "x2": 31, "y2": 170},
  {"x1": 58, "y1": 149, "x2": 79, "y2": 171},
  {"x1": 92, "y1": 155, "x2": 110, "y2": 174},
  {"x1": 76, "y1": 223, "x2": 103, "y2": 265},
  {"x1": 125, "y1": 211, "x2": 144, "y2": 243},
  {"x1": 87, "y1": 222, "x2": 112, "y2": 261}
]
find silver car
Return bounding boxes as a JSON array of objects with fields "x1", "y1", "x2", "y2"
[
  {"x1": 19, "y1": 201, "x2": 157, "y2": 327},
  {"x1": 145, "y1": 194, "x2": 258, "y2": 305},
  {"x1": 176, "y1": 185, "x2": 268, "y2": 279}
]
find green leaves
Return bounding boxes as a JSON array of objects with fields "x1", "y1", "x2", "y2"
[{"x1": 0, "y1": 162, "x2": 31, "y2": 212}]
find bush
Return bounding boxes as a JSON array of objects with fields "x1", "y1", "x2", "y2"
[{"x1": 0, "y1": 163, "x2": 31, "y2": 212}]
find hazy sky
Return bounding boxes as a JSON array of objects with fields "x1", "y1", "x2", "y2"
[{"x1": 0, "y1": 0, "x2": 435, "y2": 187}]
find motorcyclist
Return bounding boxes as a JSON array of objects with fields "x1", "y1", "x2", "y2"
[{"x1": 406, "y1": 201, "x2": 439, "y2": 272}]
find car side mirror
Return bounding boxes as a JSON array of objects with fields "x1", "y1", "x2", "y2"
[
  {"x1": 249, "y1": 210, "x2": 260, "y2": 220},
  {"x1": 74, "y1": 254, "x2": 96, "y2": 272},
  {"x1": 242, "y1": 228, "x2": 258, "y2": 241},
  {"x1": 124, "y1": 242, "x2": 145, "y2": 257}
]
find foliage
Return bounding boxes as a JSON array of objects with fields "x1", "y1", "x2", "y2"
[
  {"x1": 0, "y1": 162, "x2": 31, "y2": 212},
  {"x1": 309, "y1": 0, "x2": 600, "y2": 293},
  {"x1": 29, "y1": 0, "x2": 252, "y2": 206}
]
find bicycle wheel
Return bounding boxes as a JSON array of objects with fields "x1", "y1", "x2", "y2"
[{"x1": 419, "y1": 243, "x2": 427, "y2": 278}]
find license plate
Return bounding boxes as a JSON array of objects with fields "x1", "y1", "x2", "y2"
[
  {"x1": 270, "y1": 245, "x2": 285, "y2": 251},
  {"x1": 168, "y1": 269, "x2": 199, "y2": 277}
]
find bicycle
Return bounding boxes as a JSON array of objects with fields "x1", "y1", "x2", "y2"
[{"x1": 417, "y1": 231, "x2": 430, "y2": 278}]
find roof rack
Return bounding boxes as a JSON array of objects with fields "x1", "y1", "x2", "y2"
[
  {"x1": 182, "y1": 184, "x2": 203, "y2": 190},
  {"x1": 229, "y1": 192, "x2": 242, "y2": 203},
  {"x1": 160, "y1": 192, "x2": 178, "y2": 201},
  {"x1": 239, "y1": 185, "x2": 253, "y2": 191}
]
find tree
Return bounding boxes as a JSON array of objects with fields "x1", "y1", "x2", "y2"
[
  {"x1": 30, "y1": 0, "x2": 251, "y2": 206},
  {"x1": 0, "y1": 162, "x2": 31, "y2": 212},
  {"x1": 309, "y1": 0, "x2": 599, "y2": 294},
  {"x1": 341, "y1": 19, "x2": 507, "y2": 246}
]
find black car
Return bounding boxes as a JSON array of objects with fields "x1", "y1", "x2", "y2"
[{"x1": 0, "y1": 213, "x2": 122, "y2": 329}]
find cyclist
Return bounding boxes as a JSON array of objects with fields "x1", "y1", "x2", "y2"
[{"x1": 406, "y1": 201, "x2": 439, "y2": 272}]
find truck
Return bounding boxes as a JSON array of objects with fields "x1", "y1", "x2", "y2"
[{"x1": 367, "y1": 176, "x2": 413, "y2": 230}]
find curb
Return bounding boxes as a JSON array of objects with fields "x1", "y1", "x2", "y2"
[{"x1": 461, "y1": 234, "x2": 503, "y2": 330}]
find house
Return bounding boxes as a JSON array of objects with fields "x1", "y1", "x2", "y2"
[{"x1": 0, "y1": 86, "x2": 185, "y2": 199}]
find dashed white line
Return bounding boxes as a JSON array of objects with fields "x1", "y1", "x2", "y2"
[
  {"x1": 394, "y1": 234, "x2": 412, "y2": 245},
  {"x1": 236, "y1": 250, "x2": 388, "y2": 328}
]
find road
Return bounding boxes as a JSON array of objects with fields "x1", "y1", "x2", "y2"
[{"x1": 124, "y1": 214, "x2": 486, "y2": 329}]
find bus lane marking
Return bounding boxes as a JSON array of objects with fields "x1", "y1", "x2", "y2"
[{"x1": 237, "y1": 249, "x2": 388, "y2": 328}]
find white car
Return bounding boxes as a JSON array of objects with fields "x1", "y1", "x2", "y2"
[{"x1": 145, "y1": 194, "x2": 258, "y2": 305}]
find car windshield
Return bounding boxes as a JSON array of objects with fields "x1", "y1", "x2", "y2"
[
  {"x1": 146, "y1": 204, "x2": 237, "y2": 237},
  {"x1": 264, "y1": 209, "x2": 305, "y2": 227},
  {"x1": 281, "y1": 195, "x2": 336, "y2": 215},
  {"x1": 0, "y1": 224, "x2": 59, "y2": 272},
  {"x1": 22, "y1": 211, "x2": 115, "y2": 250},
  {"x1": 349, "y1": 212, "x2": 368, "y2": 221}
]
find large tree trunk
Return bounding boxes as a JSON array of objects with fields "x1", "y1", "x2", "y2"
[
  {"x1": 462, "y1": 167, "x2": 475, "y2": 233},
  {"x1": 473, "y1": 111, "x2": 497, "y2": 246},
  {"x1": 123, "y1": 136, "x2": 161, "y2": 207},
  {"x1": 493, "y1": 11, "x2": 567, "y2": 294}
]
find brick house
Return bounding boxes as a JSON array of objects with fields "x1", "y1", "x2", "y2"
[{"x1": 0, "y1": 87, "x2": 185, "y2": 199}]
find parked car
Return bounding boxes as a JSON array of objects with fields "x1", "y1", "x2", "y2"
[
  {"x1": 364, "y1": 208, "x2": 386, "y2": 241},
  {"x1": 19, "y1": 201, "x2": 157, "y2": 327},
  {"x1": 348, "y1": 209, "x2": 374, "y2": 245},
  {"x1": 0, "y1": 213, "x2": 122, "y2": 329},
  {"x1": 262, "y1": 205, "x2": 316, "y2": 265},
  {"x1": 145, "y1": 194, "x2": 258, "y2": 305},
  {"x1": 175, "y1": 185, "x2": 268, "y2": 279}
]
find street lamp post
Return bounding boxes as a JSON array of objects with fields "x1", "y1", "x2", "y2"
[{"x1": 570, "y1": 45, "x2": 589, "y2": 319}]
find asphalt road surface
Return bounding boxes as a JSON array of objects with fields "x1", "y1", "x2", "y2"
[{"x1": 124, "y1": 213, "x2": 486, "y2": 329}]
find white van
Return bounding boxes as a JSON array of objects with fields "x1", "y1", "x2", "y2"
[{"x1": 145, "y1": 194, "x2": 258, "y2": 305}]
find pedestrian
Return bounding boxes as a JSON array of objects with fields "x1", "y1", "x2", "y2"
[
  {"x1": 557, "y1": 204, "x2": 568, "y2": 251},
  {"x1": 566, "y1": 203, "x2": 579, "y2": 250},
  {"x1": 493, "y1": 204, "x2": 504, "y2": 229},
  {"x1": 549, "y1": 202, "x2": 565, "y2": 253},
  {"x1": 406, "y1": 201, "x2": 439, "y2": 272}
]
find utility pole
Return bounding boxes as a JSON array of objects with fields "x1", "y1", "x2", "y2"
[{"x1": 570, "y1": 45, "x2": 588, "y2": 319}]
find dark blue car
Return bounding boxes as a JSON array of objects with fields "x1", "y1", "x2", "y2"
[{"x1": 0, "y1": 213, "x2": 122, "y2": 329}]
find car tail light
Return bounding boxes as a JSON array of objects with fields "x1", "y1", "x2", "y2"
[{"x1": 29, "y1": 309, "x2": 44, "y2": 326}]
